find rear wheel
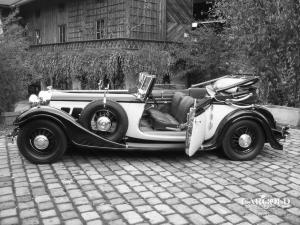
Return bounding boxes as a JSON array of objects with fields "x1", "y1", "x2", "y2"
[
  {"x1": 222, "y1": 120, "x2": 265, "y2": 161},
  {"x1": 17, "y1": 120, "x2": 67, "y2": 164}
]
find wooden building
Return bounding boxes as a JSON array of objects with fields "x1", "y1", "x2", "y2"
[
  {"x1": 1, "y1": 0, "x2": 213, "y2": 51},
  {"x1": 12, "y1": 0, "x2": 193, "y2": 51},
  {"x1": 1, "y1": 0, "x2": 214, "y2": 90}
]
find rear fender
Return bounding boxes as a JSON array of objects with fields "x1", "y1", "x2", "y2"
[
  {"x1": 253, "y1": 106, "x2": 277, "y2": 128},
  {"x1": 14, "y1": 106, "x2": 127, "y2": 149},
  {"x1": 211, "y1": 108, "x2": 283, "y2": 150}
]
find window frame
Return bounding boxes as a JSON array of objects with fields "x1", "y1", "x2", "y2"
[
  {"x1": 34, "y1": 29, "x2": 41, "y2": 44},
  {"x1": 96, "y1": 19, "x2": 106, "y2": 40},
  {"x1": 58, "y1": 24, "x2": 67, "y2": 43}
]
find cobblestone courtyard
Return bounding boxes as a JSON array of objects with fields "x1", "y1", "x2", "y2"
[{"x1": 0, "y1": 129, "x2": 300, "y2": 225}]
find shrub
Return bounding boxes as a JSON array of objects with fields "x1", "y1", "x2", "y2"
[
  {"x1": 169, "y1": 24, "x2": 231, "y2": 87},
  {"x1": 0, "y1": 11, "x2": 29, "y2": 113},
  {"x1": 215, "y1": 0, "x2": 300, "y2": 106}
]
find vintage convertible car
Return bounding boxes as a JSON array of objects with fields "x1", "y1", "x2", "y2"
[{"x1": 8, "y1": 73, "x2": 288, "y2": 164}]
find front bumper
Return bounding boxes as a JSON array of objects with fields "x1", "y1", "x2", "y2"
[{"x1": 6, "y1": 127, "x2": 19, "y2": 144}]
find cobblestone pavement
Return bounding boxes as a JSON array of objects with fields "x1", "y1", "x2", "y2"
[{"x1": 0, "y1": 129, "x2": 300, "y2": 225}]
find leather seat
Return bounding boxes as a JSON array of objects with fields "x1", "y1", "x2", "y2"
[
  {"x1": 147, "y1": 110, "x2": 180, "y2": 130},
  {"x1": 148, "y1": 93, "x2": 194, "y2": 130},
  {"x1": 189, "y1": 88, "x2": 207, "y2": 99}
]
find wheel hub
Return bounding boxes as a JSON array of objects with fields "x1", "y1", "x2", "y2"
[
  {"x1": 33, "y1": 135, "x2": 49, "y2": 150},
  {"x1": 238, "y1": 134, "x2": 252, "y2": 148},
  {"x1": 96, "y1": 116, "x2": 112, "y2": 131}
]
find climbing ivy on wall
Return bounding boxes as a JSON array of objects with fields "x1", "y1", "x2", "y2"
[{"x1": 27, "y1": 47, "x2": 173, "y2": 90}]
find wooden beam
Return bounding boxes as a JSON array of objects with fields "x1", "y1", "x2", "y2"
[
  {"x1": 159, "y1": 0, "x2": 166, "y2": 41},
  {"x1": 124, "y1": 0, "x2": 131, "y2": 38}
]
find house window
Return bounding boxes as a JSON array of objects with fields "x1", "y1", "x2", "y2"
[
  {"x1": 96, "y1": 19, "x2": 105, "y2": 39},
  {"x1": 35, "y1": 29, "x2": 41, "y2": 44},
  {"x1": 58, "y1": 25, "x2": 66, "y2": 43}
]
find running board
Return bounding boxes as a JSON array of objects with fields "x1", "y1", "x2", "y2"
[{"x1": 126, "y1": 142, "x2": 185, "y2": 150}]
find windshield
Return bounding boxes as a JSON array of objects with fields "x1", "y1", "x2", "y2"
[
  {"x1": 140, "y1": 76, "x2": 152, "y2": 92},
  {"x1": 136, "y1": 74, "x2": 156, "y2": 100}
]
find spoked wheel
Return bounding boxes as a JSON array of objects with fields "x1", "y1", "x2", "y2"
[
  {"x1": 90, "y1": 108, "x2": 118, "y2": 138},
  {"x1": 222, "y1": 120, "x2": 265, "y2": 161},
  {"x1": 79, "y1": 100, "x2": 128, "y2": 142},
  {"x1": 17, "y1": 120, "x2": 67, "y2": 164}
]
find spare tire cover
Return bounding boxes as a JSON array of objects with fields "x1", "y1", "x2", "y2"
[{"x1": 79, "y1": 99, "x2": 128, "y2": 142}]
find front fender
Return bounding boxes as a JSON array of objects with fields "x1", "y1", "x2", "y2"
[
  {"x1": 14, "y1": 106, "x2": 127, "y2": 149},
  {"x1": 211, "y1": 108, "x2": 283, "y2": 150}
]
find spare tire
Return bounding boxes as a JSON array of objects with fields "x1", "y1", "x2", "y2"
[{"x1": 79, "y1": 100, "x2": 128, "y2": 142}]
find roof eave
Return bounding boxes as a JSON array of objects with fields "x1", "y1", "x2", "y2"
[{"x1": 11, "y1": 0, "x2": 36, "y2": 7}]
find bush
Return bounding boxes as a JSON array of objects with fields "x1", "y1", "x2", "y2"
[
  {"x1": 169, "y1": 24, "x2": 231, "y2": 87},
  {"x1": 0, "y1": 11, "x2": 29, "y2": 113},
  {"x1": 215, "y1": 0, "x2": 300, "y2": 106}
]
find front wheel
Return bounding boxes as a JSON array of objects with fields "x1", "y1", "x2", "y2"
[
  {"x1": 222, "y1": 120, "x2": 265, "y2": 161},
  {"x1": 17, "y1": 120, "x2": 67, "y2": 164}
]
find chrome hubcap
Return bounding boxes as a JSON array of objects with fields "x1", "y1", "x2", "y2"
[
  {"x1": 33, "y1": 135, "x2": 49, "y2": 150},
  {"x1": 238, "y1": 134, "x2": 252, "y2": 148},
  {"x1": 96, "y1": 116, "x2": 112, "y2": 131}
]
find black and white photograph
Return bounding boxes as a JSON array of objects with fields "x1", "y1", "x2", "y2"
[{"x1": 0, "y1": 0, "x2": 299, "y2": 224}]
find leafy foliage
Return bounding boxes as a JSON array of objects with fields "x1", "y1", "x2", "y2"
[
  {"x1": 27, "y1": 47, "x2": 172, "y2": 90},
  {"x1": 0, "y1": 11, "x2": 29, "y2": 112},
  {"x1": 170, "y1": 25, "x2": 230, "y2": 86},
  {"x1": 214, "y1": 0, "x2": 300, "y2": 106}
]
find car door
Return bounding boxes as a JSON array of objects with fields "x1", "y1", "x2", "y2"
[{"x1": 185, "y1": 105, "x2": 207, "y2": 157}]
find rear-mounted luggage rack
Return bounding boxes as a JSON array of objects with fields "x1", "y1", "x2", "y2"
[
  {"x1": 191, "y1": 74, "x2": 258, "y2": 88},
  {"x1": 215, "y1": 76, "x2": 259, "y2": 94}
]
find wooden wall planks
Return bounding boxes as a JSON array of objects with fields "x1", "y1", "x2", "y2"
[
  {"x1": 166, "y1": 0, "x2": 193, "y2": 41},
  {"x1": 20, "y1": 0, "x2": 193, "y2": 46}
]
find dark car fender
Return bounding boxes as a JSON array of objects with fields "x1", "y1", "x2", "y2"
[
  {"x1": 207, "y1": 107, "x2": 283, "y2": 150},
  {"x1": 14, "y1": 106, "x2": 127, "y2": 149}
]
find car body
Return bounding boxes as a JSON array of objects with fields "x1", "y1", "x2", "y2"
[{"x1": 8, "y1": 73, "x2": 289, "y2": 164}]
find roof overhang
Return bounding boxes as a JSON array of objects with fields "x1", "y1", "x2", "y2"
[
  {"x1": 0, "y1": 0, "x2": 36, "y2": 8},
  {"x1": 12, "y1": 0, "x2": 36, "y2": 7}
]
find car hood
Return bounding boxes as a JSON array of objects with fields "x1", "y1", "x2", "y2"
[{"x1": 50, "y1": 90, "x2": 139, "y2": 102}]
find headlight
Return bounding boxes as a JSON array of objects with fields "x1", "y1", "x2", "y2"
[
  {"x1": 29, "y1": 94, "x2": 40, "y2": 104},
  {"x1": 38, "y1": 91, "x2": 52, "y2": 103},
  {"x1": 28, "y1": 90, "x2": 52, "y2": 107}
]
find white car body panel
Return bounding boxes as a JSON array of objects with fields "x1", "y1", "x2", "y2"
[
  {"x1": 185, "y1": 104, "x2": 236, "y2": 156},
  {"x1": 204, "y1": 105, "x2": 237, "y2": 140},
  {"x1": 49, "y1": 99, "x2": 236, "y2": 149},
  {"x1": 186, "y1": 111, "x2": 206, "y2": 157},
  {"x1": 120, "y1": 103, "x2": 186, "y2": 142},
  {"x1": 50, "y1": 100, "x2": 186, "y2": 142},
  {"x1": 49, "y1": 101, "x2": 88, "y2": 116}
]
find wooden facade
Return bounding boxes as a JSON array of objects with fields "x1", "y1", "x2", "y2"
[
  {"x1": 18, "y1": 0, "x2": 194, "y2": 50},
  {"x1": 166, "y1": 0, "x2": 193, "y2": 41}
]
